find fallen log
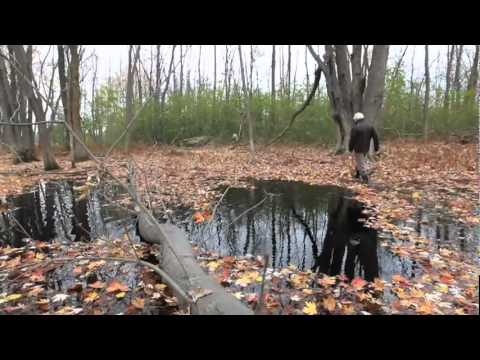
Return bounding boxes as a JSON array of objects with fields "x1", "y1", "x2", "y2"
[{"x1": 138, "y1": 214, "x2": 253, "y2": 315}]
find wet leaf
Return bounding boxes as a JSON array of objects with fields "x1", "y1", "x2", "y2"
[
  {"x1": 106, "y1": 281, "x2": 129, "y2": 293},
  {"x1": 84, "y1": 292, "x2": 100, "y2": 303},
  {"x1": 302, "y1": 301, "x2": 317, "y2": 315},
  {"x1": 323, "y1": 296, "x2": 336, "y2": 313},
  {"x1": 351, "y1": 277, "x2": 367, "y2": 290},
  {"x1": 0, "y1": 293, "x2": 23, "y2": 304}
]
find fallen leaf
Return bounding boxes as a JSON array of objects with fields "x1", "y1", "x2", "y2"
[
  {"x1": 0, "y1": 294, "x2": 23, "y2": 304},
  {"x1": 84, "y1": 292, "x2": 100, "y2": 303},
  {"x1": 323, "y1": 296, "x2": 336, "y2": 312},
  {"x1": 116, "y1": 292, "x2": 126, "y2": 299},
  {"x1": 302, "y1": 301, "x2": 317, "y2": 315},
  {"x1": 106, "y1": 281, "x2": 129, "y2": 293},
  {"x1": 351, "y1": 277, "x2": 367, "y2": 290}
]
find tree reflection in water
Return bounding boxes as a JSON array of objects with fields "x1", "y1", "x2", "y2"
[
  {"x1": 187, "y1": 180, "x2": 380, "y2": 280},
  {"x1": 0, "y1": 181, "x2": 132, "y2": 247}
]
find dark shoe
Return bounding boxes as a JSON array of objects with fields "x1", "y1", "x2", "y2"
[{"x1": 361, "y1": 174, "x2": 369, "y2": 184}]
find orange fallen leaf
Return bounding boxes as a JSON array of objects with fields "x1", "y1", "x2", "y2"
[
  {"x1": 73, "y1": 267, "x2": 83, "y2": 276},
  {"x1": 106, "y1": 281, "x2": 129, "y2": 293},
  {"x1": 351, "y1": 277, "x2": 367, "y2": 290},
  {"x1": 323, "y1": 296, "x2": 336, "y2": 312}
]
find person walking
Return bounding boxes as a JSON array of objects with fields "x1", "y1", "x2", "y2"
[{"x1": 349, "y1": 112, "x2": 380, "y2": 184}]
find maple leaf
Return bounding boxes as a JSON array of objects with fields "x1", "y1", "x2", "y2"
[
  {"x1": 323, "y1": 296, "x2": 336, "y2": 313},
  {"x1": 131, "y1": 298, "x2": 145, "y2": 310},
  {"x1": 235, "y1": 271, "x2": 260, "y2": 287},
  {"x1": 302, "y1": 301, "x2": 317, "y2": 315},
  {"x1": 106, "y1": 281, "x2": 129, "y2": 293},
  {"x1": 84, "y1": 292, "x2": 100, "y2": 303},
  {"x1": 351, "y1": 277, "x2": 367, "y2": 290},
  {"x1": 417, "y1": 302, "x2": 435, "y2": 315}
]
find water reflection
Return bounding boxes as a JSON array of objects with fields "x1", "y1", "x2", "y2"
[
  {"x1": 0, "y1": 181, "x2": 132, "y2": 247},
  {"x1": 184, "y1": 180, "x2": 478, "y2": 280},
  {"x1": 185, "y1": 180, "x2": 382, "y2": 280}
]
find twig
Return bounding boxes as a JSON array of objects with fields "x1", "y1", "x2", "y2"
[
  {"x1": 104, "y1": 96, "x2": 154, "y2": 160},
  {"x1": 255, "y1": 254, "x2": 269, "y2": 315},
  {"x1": 226, "y1": 196, "x2": 267, "y2": 227},
  {"x1": 2, "y1": 255, "x2": 191, "y2": 304}
]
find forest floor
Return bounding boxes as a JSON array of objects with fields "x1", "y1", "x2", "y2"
[{"x1": 0, "y1": 140, "x2": 478, "y2": 315}]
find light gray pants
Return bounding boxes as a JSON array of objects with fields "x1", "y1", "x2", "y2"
[{"x1": 354, "y1": 152, "x2": 368, "y2": 177}]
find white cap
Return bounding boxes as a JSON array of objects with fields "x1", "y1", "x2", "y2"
[{"x1": 353, "y1": 112, "x2": 365, "y2": 122}]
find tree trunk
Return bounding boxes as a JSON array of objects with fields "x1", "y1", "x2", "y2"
[
  {"x1": 271, "y1": 45, "x2": 276, "y2": 123},
  {"x1": 10, "y1": 45, "x2": 59, "y2": 170},
  {"x1": 351, "y1": 45, "x2": 363, "y2": 113},
  {"x1": 363, "y1": 45, "x2": 389, "y2": 133},
  {"x1": 453, "y1": 45, "x2": 464, "y2": 106},
  {"x1": 287, "y1": 45, "x2": 291, "y2": 102},
  {"x1": 179, "y1": 45, "x2": 184, "y2": 97},
  {"x1": 238, "y1": 45, "x2": 255, "y2": 157},
  {"x1": 423, "y1": 45, "x2": 430, "y2": 141},
  {"x1": 305, "y1": 46, "x2": 310, "y2": 95},
  {"x1": 444, "y1": 45, "x2": 455, "y2": 110},
  {"x1": 155, "y1": 45, "x2": 162, "y2": 103},
  {"x1": 68, "y1": 45, "x2": 89, "y2": 162},
  {"x1": 467, "y1": 45, "x2": 479, "y2": 97},
  {"x1": 213, "y1": 45, "x2": 216, "y2": 106}
]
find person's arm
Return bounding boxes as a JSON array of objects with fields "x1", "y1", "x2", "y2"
[
  {"x1": 372, "y1": 128, "x2": 380, "y2": 152},
  {"x1": 349, "y1": 127, "x2": 356, "y2": 152}
]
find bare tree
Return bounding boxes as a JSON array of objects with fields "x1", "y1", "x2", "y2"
[
  {"x1": 287, "y1": 45, "x2": 291, "y2": 102},
  {"x1": 444, "y1": 45, "x2": 455, "y2": 110},
  {"x1": 9, "y1": 45, "x2": 60, "y2": 170},
  {"x1": 453, "y1": 45, "x2": 464, "y2": 106},
  {"x1": 238, "y1": 45, "x2": 255, "y2": 157},
  {"x1": 213, "y1": 45, "x2": 217, "y2": 106},
  {"x1": 307, "y1": 45, "x2": 389, "y2": 153},
  {"x1": 467, "y1": 45, "x2": 479, "y2": 99},
  {"x1": 423, "y1": 45, "x2": 430, "y2": 140},
  {"x1": 271, "y1": 45, "x2": 276, "y2": 122},
  {"x1": 125, "y1": 46, "x2": 136, "y2": 152},
  {"x1": 67, "y1": 45, "x2": 89, "y2": 162}
]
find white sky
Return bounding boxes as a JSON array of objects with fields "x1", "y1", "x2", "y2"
[{"x1": 35, "y1": 45, "x2": 479, "y2": 97}]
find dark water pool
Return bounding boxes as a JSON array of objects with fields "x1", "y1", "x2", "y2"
[
  {"x1": 0, "y1": 180, "x2": 134, "y2": 247},
  {"x1": 179, "y1": 180, "x2": 478, "y2": 281},
  {"x1": 2, "y1": 179, "x2": 477, "y2": 283}
]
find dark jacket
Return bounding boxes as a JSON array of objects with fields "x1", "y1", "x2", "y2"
[{"x1": 349, "y1": 119, "x2": 380, "y2": 154}]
